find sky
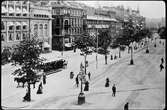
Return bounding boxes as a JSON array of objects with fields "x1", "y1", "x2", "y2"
[{"x1": 76, "y1": 0, "x2": 165, "y2": 19}]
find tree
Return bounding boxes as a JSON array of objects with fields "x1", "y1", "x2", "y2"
[
  {"x1": 11, "y1": 37, "x2": 43, "y2": 101},
  {"x1": 98, "y1": 29, "x2": 113, "y2": 64},
  {"x1": 158, "y1": 27, "x2": 165, "y2": 39}
]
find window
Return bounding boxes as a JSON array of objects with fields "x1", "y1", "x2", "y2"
[
  {"x1": 34, "y1": 24, "x2": 38, "y2": 38},
  {"x1": 16, "y1": 33, "x2": 21, "y2": 40},
  {"x1": 22, "y1": 33, "x2": 27, "y2": 40},
  {"x1": 16, "y1": 26, "x2": 21, "y2": 30},
  {"x1": 9, "y1": 26, "x2": 14, "y2": 30},
  {"x1": 8, "y1": 33, "x2": 14, "y2": 41},
  {"x1": 39, "y1": 24, "x2": 43, "y2": 29},
  {"x1": 1, "y1": 33, "x2": 5, "y2": 41},
  {"x1": 44, "y1": 24, "x2": 47, "y2": 37},
  {"x1": 23, "y1": 25, "x2": 27, "y2": 30},
  {"x1": 1, "y1": 21, "x2": 5, "y2": 30},
  {"x1": 39, "y1": 24, "x2": 43, "y2": 37}
]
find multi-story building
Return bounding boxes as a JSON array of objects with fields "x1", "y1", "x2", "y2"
[
  {"x1": 48, "y1": 1, "x2": 86, "y2": 50},
  {"x1": 85, "y1": 6, "x2": 117, "y2": 39},
  {"x1": 1, "y1": 0, "x2": 52, "y2": 53}
]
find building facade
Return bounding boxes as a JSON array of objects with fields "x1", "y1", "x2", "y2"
[
  {"x1": 1, "y1": 0, "x2": 52, "y2": 52},
  {"x1": 85, "y1": 7, "x2": 117, "y2": 39},
  {"x1": 49, "y1": 1, "x2": 86, "y2": 50}
]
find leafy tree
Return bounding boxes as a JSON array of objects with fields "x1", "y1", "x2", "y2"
[
  {"x1": 98, "y1": 29, "x2": 113, "y2": 64},
  {"x1": 74, "y1": 32, "x2": 95, "y2": 73},
  {"x1": 158, "y1": 27, "x2": 165, "y2": 39},
  {"x1": 11, "y1": 37, "x2": 43, "y2": 101}
]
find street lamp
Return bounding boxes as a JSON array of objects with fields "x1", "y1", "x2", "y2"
[
  {"x1": 62, "y1": 29, "x2": 65, "y2": 56},
  {"x1": 78, "y1": 54, "x2": 86, "y2": 105}
]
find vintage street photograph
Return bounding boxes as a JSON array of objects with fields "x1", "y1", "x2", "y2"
[{"x1": 1, "y1": 0, "x2": 165, "y2": 109}]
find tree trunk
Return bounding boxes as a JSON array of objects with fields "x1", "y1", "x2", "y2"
[
  {"x1": 26, "y1": 82, "x2": 31, "y2": 101},
  {"x1": 105, "y1": 54, "x2": 107, "y2": 65}
]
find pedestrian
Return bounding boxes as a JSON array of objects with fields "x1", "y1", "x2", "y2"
[
  {"x1": 114, "y1": 55, "x2": 117, "y2": 60},
  {"x1": 161, "y1": 57, "x2": 164, "y2": 64},
  {"x1": 37, "y1": 82, "x2": 43, "y2": 94},
  {"x1": 70, "y1": 71, "x2": 74, "y2": 79},
  {"x1": 160, "y1": 63, "x2": 164, "y2": 72},
  {"x1": 84, "y1": 81, "x2": 89, "y2": 91},
  {"x1": 105, "y1": 78, "x2": 110, "y2": 87},
  {"x1": 75, "y1": 75, "x2": 79, "y2": 87},
  {"x1": 88, "y1": 72, "x2": 91, "y2": 80},
  {"x1": 111, "y1": 54, "x2": 113, "y2": 60},
  {"x1": 112, "y1": 84, "x2": 116, "y2": 97},
  {"x1": 124, "y1": 102, "x2": 129, "y2": 110},
  {"x1": 23, "y1": 89, "x2": 30, "y2": 101}
]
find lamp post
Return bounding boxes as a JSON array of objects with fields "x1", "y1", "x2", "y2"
[
  {"x1": 62, "y1": 29, "x2": 65, "y2": 56},
  {"x1": 78, "y1": 54, "x2": 86, "y2": 105}
]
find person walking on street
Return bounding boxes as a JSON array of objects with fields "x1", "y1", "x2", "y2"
[
  {"x1": 161, "y1": 57, "x2": 164, "y2": 64},
  {"x1": 160, "y1": 63, "x2": 164, "y2": 72},
  {"x1": 112, "y1": 84, "x2": 116, "y2": 97},
  {"x1": 124, "y1": 102, "x2": 129, "y2": 110},
  {"x1": 75, "y1": 75, "x2": 79, "y2": 87},
  {"x1": 105, "y1": 78, "x2": 110, "y2": 87},
  {"x1": 37, "y1": 82, "x2": 43, "y2": 94},
  {"x1": 88, "y1": 72, "x2": 91, "y2": 80}
]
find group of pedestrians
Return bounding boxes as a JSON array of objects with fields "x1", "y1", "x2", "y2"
[
  {"x1": 23, "y1": 73, "x2": 47, "y2": 101},
  {"x1": 70, "y1": 71, "x2": 91, "y2": 91},
  {"x1": 110, "y1": 54, "x2": 118, "y2": 60},
  {"x1": 105, "y1": 78, "x2": 116, "y2": 97}
]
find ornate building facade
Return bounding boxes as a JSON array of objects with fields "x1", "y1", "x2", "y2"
[
  {"x1": 1, "y1": 1, "x2": 52, "y2": 52},
  {"x1": 49, "y1": 1, "x2": 86, "y2": 50}
]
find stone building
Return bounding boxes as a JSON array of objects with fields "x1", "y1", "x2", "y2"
[
  {"x1": 1, "y1": 0, "x2": 52, "y2": 53},
  {"x1": 85, "y1": 6, "x2": 117, "y2": 39},
  {"x1": 48, "y1": 1, "x2": 86, "y2": 50}
]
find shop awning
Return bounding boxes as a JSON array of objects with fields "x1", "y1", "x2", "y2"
[
  {"x1": 8, "y1": 6, "x2": 15, "y2": 13},
  {"x1": 7, "y1": 22, "x2": 14, "y2": 26},
  {"x1": 15, "y1": 22, "x2": 21, "y2": 26},
  {"x1": 43, "y1": 42, "x2": 50, "y2": 48},
  {"x1": 2, "y1": 6, "x2": 8, "y2": 13}
]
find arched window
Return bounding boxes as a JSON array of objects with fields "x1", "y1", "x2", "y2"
[
  {"x1": 16, "y1": 33, "x2": 21, "y2": 40},
  {"x1": 39, "y1": 24, "x2": 43, "y2": 38},
  {"x1": 34, "y1": 24, "x2": 38, "y2": 38},
  {"x1": 8, "y1": 33, "x2": 14, "y2": 41},
  {"x1": 22, "y1": 33, "x2": 27, "y2": 40},
  {"x1": 44, "y1": 24, "x2": 47, "y2": 37}
]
